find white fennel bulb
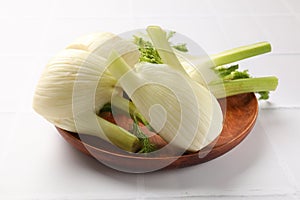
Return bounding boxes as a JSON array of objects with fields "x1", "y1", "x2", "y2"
[
  {"x1": 33, "y1": 33, "x2": 141, "y2": 152},
  {"x1": 66, "y1": 32, "x2": 139, "y2": 67},
  {"x1": 107, "y1": 52, "x2": 223, "y2": 152}
]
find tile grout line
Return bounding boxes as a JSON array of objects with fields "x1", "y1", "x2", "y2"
[
  {"x1": 12, "y1": 13, "x2": 294, "y2": 20},
  {"x1": 142, "y1": 193, "x2": 300, "y2": 199},
  {"x1": 260, "y1": 105, "x2": 300, "y2": 110},
  {"x1": 136, "y1": 174, "x2": 146, "y2": 200}
]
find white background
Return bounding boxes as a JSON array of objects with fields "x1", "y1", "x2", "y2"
[{"x1": 1, "y1": 0, "x2": 300, "y2": 199}]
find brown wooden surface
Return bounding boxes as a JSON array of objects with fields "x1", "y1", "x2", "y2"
[{"x1": 56, "y1": 93, "x2": 258, "y2": 172}]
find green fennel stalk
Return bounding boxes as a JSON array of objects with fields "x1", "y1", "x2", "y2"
[
  {"x1": 138, "y1": 26, "x2": 278, "y2": 100},
  {"x1": 210, "y1": 42, "x2": 271, "y2": 67}
]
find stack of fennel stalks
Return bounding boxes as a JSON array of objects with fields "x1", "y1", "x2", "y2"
[{"x1": 33, "y1": 26, "x2": 278, "y2": 154}]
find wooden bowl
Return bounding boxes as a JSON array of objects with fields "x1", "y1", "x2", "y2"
[{"x1": 56, "y1": 93, "x2": 258, "y2": 173}]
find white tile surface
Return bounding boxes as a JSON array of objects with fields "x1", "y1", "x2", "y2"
[
  {"x1": 217, "y1": 16, "x2": 268, "y2": 49},
  {"x1": 1, "y1": 110, "x2": 299, "y2": 199},
  {"x1": 246, "y1": 0, "x2": 290, "y2": 15},
  {"x1": 141, "y1": 122, "x2": 295, "y2": 198},
  {"x1": 0, "y1": 112, "x2": 16, "y2": 161},
  {"x1": 133, "y1": 16, "x2": 230, "y2": 53},
  {"x1": 210, "y1": 0, "x2": 252, "y2": 15},
  {"x1": 0, "y1": 0, "x2": 54, "y2": 18},
  {"x1": 211, "y1": 0, "x2": 291, "y2": 16},
  {"x1": 0, "y1": 55, "x2": 42, "y2": 112},
  {"x1": 254, "y1": 16, "x2": 300, "y2": 54},
  {"x1": 51, "y1": 0, "x2": 133, "y2": 18},
  {"x1": 258, "y1": 109, "x2": 300, "y2": 189},
  {"x1": 132, "y1": 0, "x2": 213, "y2": 17},
  {"x1": 1, "y1": 0, "x2": 300, "y2": 199},
  {"x1": 284, "y1": 0, "x2": 300, "y2": 13},
  {"x1": 42, "y1": 17, "x2": 135, "y2": 55},
  {"x1": 0, "y1": 111, "x2": 299, "y2": 199},
  {"x1": 0, "y1": 113, "x2": 139, "y2": 199},
  {"x1": 0, "y1": 18, "x2": 47, "y2": 56},
  {"x1": 241, "y1": 54, "x2": 300, "y2": 107}
]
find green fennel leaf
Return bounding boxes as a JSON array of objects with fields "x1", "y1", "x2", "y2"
[
  {"x1": 172, "y1": 43, "x2": 188, "y2": 52},
  {"x1": 133, "y1": 31, "x2": 188, "y2": 64},
  {"x1": 213, "y1": 64, "x2": 271, "y2": 100},
  {"x1": 258, "y1": 91, "x2": 270, "y2": 100},
  {"x1": 133, "y1": 35, "x2": 162, "y2": 64},
  {"x1": 166, "y1": 31, "x2": 176, "y2": 40},
  {"x1": 131, "y1": 115, "x2": 156, "y2": 153}
]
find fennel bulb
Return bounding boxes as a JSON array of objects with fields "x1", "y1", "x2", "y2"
[
  {"x1": 107, "y1": 51, "x2": 223, "y2": 152},
  {"x1": 33, "y1": 33, "x2": 141, "y2": 152}
]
